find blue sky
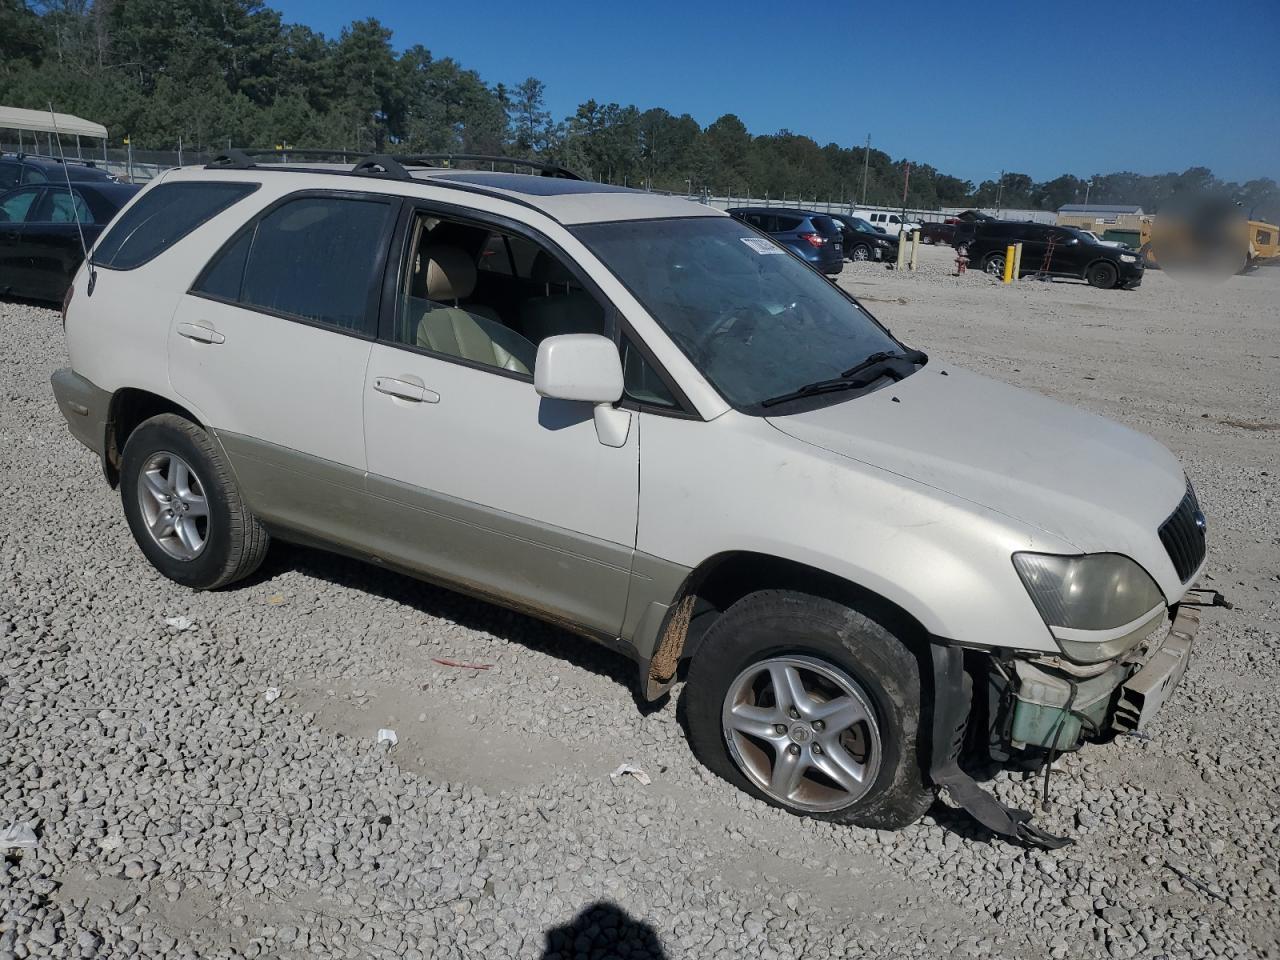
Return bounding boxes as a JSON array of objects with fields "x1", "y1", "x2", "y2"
[{"x1": 273, "y1": 0, "x2": 1279, "y2": 186}]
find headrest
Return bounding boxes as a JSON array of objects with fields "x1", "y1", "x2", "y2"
[
  {"x1": 530, "y1": 250, "x2": 576, "y2": 286},
  {"x1": 420, "y1": 244, "x2": 476, "y2": 301}
]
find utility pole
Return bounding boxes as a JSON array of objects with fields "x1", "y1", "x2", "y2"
[
  {"x1": 860, "y1": 134, "x2": 871, "y2": 207},
  {"x1": 901, "y1": 161, "x2": 911, "y2": 222},
  {"x1": 1084, "y1": 177, "x2": 1093, "y2": 208},
  {"x1": 996, "y1": 169, "x2": 1005, "y2": 215}
]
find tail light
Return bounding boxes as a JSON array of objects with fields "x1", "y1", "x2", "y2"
[
  {"x1": 799, "y1": 232, "x2": 827, "y2": 249},
  {"x1": 61, "y1": 279, "x2": 75, "y2": 329}
]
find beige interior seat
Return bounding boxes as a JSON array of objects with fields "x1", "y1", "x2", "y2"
[
  {"x1": 519, "y1": 251, "x2": 605, "y2": 344},
  {"x1": 408, "y1": 245, "x2": 536, "y2": 375}
]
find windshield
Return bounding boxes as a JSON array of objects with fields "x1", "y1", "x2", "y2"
[{"x1": 572, "y1": 217, "x2": 903, "y2": 411}]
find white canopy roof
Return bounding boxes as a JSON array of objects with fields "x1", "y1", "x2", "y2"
[{"x1": 0, "y1": 106, "x2": 108, "y2": 140}]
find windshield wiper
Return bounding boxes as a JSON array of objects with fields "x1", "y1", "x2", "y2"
[
  {"x1": 839, "y1": 348, "x2": 926, "y2": 379},
  {"x1": 759, "y1": 348, "x2": 927, "y2": 408}
]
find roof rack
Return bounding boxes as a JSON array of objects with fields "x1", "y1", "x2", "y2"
[
  {"x1": 396, "y1": 154, "x2": 582, "y2": 180},
  {"x1": 206, "y1": 147, "x2": 371, "y2": 169},
  {"x1": 1, "y1": 150, "x2": 100, "y2": 168},
  {"x1": 204, "y1": 148, "x2": 582, "y2": 181},
  {"x1": 352, "y1": 155, "x2": 411, "y2": 179}
]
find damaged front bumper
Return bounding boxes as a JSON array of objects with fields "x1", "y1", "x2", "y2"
[
  {"x1": 1005, "y1": 603, "x2": 1199, "y2": 751},
  {"x1": 927, "y1": 600, "x2": 1201, "y2": 849}
]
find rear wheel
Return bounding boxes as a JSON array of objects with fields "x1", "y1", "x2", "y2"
[
  {"x1": 684, "y1": 590, "x2": 934, "y2": 828},
  {"x1": 120, "y1": 414, "x2": 269, "y2": 589},
  {"x1": 850, "y1": 243, "x2": 871, "y2": 262},
  {"x1": 1086, "y1": 261, "x2": 1118, "y2": 289}
]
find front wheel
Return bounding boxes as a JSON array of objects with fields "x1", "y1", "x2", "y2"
[
  {"x1": 983, "y1": 253, "x2": 1006, "y2": 276},
  {"x1": 850, "y1": 243, "x2": 871, "y2": 262},
  {"x1": 683, "y1": 590, "x2": 934, "y2": 828},
  {"x1": 1086, "y1": 261, "x2": 1118, "y2": 289},
  {"x1": 120, "y1": 413, "x2": 269, "y2": 590}
]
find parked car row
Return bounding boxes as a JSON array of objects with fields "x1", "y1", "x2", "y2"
[
  {"x1": 725, "y1": 208, "x2": 909, "y2": 271},
  {"x1": 0, "y1": 167, "x2": 1152, "y2": 309}
]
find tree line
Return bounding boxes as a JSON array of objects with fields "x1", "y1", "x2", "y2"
[{"x1": 3, "y1": 0, "x2": 1276, "y2": 217}]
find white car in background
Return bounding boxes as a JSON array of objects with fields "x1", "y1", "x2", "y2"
[
  {"x1": 851, "y1": 209, "x2": 922, "y2": 236},
  {"x1": 52, "y1": 150, "x2": 1207, "y2": 847}
]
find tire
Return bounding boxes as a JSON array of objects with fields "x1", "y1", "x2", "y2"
[
  {"x1": 120, "y1": 413, "x2": 269, "y2": 590},
  {"x1": 684, "y1": 590, "x2": 934, "y2": 829},
  {"x1": 850, "y1": 243, "x2": 871, "y2": 262},
  {"x1": 983, "y1": 253, "x2": 1006, "y2": 276},
  {"x1": 1086, "y1": 261, "x2": 1118, "y2": 289}
]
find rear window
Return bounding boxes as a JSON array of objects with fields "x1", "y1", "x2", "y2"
[
  {"x1": 811, "y1": 216, "x2": 841, "y2": 238},
  {"x1": 93, "y1": 181, "x2": 258, "y2": 270}
]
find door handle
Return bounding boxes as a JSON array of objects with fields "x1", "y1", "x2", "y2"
[
  {"x1": 176, "y1": 322, "x2": 225, "y2": 344},
  {"x1": 374, "y1": 377, "x2": 439, "y2": 404}
]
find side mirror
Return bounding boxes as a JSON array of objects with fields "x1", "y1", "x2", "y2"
[
  {"x1": 535, "y1": 333, "x2": 624, "y2": 403},
  {"x1": 534, "y1": 334, "x2": 630, "y2": 447}
]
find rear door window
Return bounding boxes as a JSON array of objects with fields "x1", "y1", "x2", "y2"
[
  {"x1": 36, "y1": 188, "x2": 92, "y2": 224},
  {"x1": 93, "y1": 181, "x2": 259, "y2": 270},
  {"x1": 0, "y1": 162, "x2": 20, "y2": 190},
  {"x1": 194, "y1": 193, "x2": 394, "y2": 336},
  {"x1": 774, "y1": 215, "x2": 802, "y2": 232}
]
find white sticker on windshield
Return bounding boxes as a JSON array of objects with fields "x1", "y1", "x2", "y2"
[{"x1": 740, "y1": 237, "x2": 784, "y2": 254}]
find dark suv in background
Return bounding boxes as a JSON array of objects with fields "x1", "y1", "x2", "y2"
[
  {"x1": 827, "y1": 213, "x2": 898, "y2": 262},
  {"x1": 726, "y1": 207, "x2": 843, "y2": 274},
  {"x1": 0, "y1": 153, "x2": 117, "y2": 190},
  {"x1": 965, "y1": 222, "x2": 1144, "y2": 289}
]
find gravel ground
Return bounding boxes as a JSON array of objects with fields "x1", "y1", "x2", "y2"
[{"x1": 2, "y1": 252, "x2": 1278, "y2": 959}]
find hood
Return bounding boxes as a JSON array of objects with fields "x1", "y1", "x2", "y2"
[{"x1": 766, "y1": 364, "x2": 1187, "y2": 557}]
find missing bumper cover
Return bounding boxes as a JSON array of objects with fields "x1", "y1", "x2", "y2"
[{"x1": 929, "y1": 644, "x2": 1072, "y2": 850}]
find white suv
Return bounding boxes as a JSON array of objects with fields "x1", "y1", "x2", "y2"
[{"x1": 52, "y1": 152, "x2": 1207, "y2": 845}]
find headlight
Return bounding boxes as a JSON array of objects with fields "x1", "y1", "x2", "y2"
[
  {"x1": 1120, "y1": 254, "x2": 1137, "y2": 263},
  {"x1": 1012, "y1": 553, "x2": 1166, "y2": 661}
]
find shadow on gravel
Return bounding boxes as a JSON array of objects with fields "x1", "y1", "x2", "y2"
[
  {"x1": 257, "y1": 542, "x2": 667, "y2": 713},
  {"x1": 540, "y1": 902, "x2": 667, "y2": 960}
]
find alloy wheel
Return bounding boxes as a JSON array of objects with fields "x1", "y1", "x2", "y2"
[
  {"x1": 136, "y1": 451, "x2": 209, "y2": 560},
  {"x1": 721, "y1": 654, "x2": 882, "y2": 812}
]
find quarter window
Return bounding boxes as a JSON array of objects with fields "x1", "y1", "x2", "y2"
[
  {"x1": 94, "y1": 181, "x2": 258, "y2": 270},
  {"x1": 622, "y1": 338, "x2": 678, "y2": 409},
  {"x1": 195, "y1": 194, "x2": 393, "y2": 335}
]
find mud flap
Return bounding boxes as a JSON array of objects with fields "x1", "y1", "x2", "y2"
[{"x1": 929, "y1": 644, "x2": 1072, "y2": 850}]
